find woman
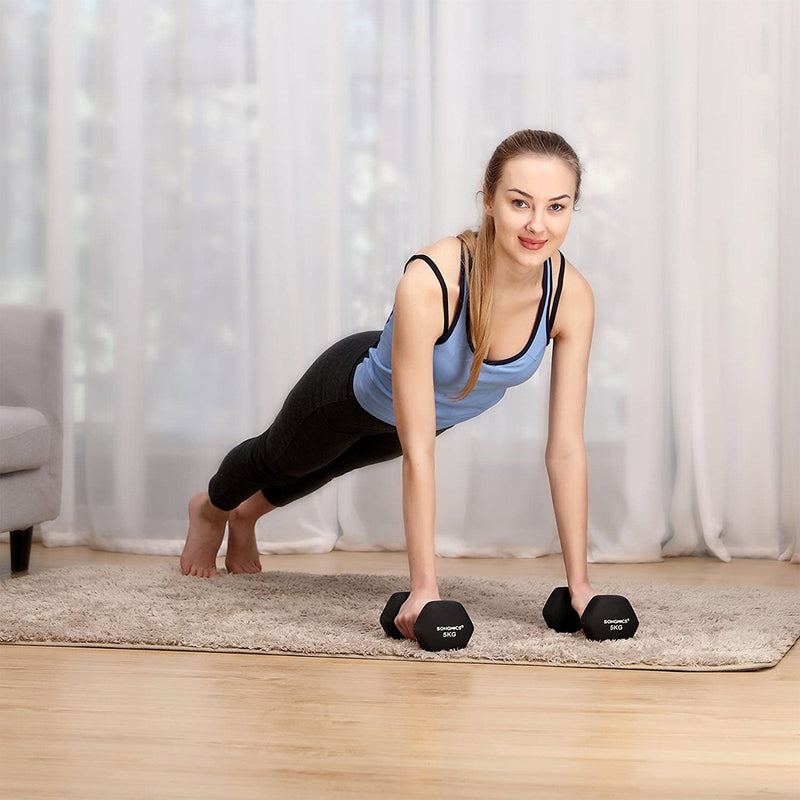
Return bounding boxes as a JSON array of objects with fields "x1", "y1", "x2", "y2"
[{"x1": 181, "y1": 129, "x2": 599, "y2": 642}]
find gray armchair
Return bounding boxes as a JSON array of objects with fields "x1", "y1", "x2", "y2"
[{"x1": 0, "y1": 305, "x2": 64, "y2": 573}]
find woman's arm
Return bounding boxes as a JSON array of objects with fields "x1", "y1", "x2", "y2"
[
  {"x1": 390, "y1": 258, "x2": 448, "y2": 639},
  {"x1": 545, "y1": 264, "x2": 596, "y2": 606}
]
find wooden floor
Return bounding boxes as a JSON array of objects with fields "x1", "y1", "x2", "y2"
[{"x1": 1, "y1": 544, "x2": 798, "y2": 800}]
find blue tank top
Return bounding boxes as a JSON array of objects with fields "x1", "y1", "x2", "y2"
[{"x1": 352, "y1": 239, "x2": 565, "y2": 429}]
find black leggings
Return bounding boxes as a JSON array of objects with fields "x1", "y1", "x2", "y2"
[{"x1": 207, "y1": 331, "x2": 450, "y2": 511}]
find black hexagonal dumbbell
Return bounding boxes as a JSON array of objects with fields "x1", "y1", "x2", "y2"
[
  {"x1": 542, "y1": 587, "x2": 639, "y2": 641},
  {"x1": 380, "y1": 591, "x2": 474, "y2": 652}
]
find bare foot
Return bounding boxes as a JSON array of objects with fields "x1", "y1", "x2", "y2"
[
  {"x1": 180, "y1": 491, "x2": 229, "y2": 577},
  {"x1": 225, "y1": 507, "x2": 263, "y2": 574}
]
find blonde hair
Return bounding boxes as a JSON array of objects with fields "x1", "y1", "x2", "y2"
[{"x1": 454, "y1": 129, "x2": 583, "y2": 400}]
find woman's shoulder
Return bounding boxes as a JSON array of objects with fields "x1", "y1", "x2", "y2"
[
  {"x1": 550, "y1": 253, "x2": 594, "y2": 340},
  {"x1": 557, "y1": 253, "x2": 591, "y2": 290},
  {"x1": 406, "y1": 235, "x2": 464, "y2": 286}
]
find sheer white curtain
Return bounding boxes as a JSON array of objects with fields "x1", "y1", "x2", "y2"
[{"x1": 1, "y1": 0, "x2": 797, "y2": 564}]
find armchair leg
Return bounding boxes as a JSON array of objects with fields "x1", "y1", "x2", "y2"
[{"x1": 10, "y1": 527, "x2": 33, "y2": 573}]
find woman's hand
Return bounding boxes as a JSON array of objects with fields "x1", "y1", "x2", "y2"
[
  {"x1": 394, "y1": 588, "x2": 441, "y2": 641},
  {"x1": 569, "y1": 583, "x2": 598, "y2": 618}
]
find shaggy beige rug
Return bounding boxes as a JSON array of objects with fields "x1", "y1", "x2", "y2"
[{"x1": 1, "y1": 564, "x2": 799, "y2": 672}]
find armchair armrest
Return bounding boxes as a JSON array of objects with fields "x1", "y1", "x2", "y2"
[
  {"x1": 0, "y1": 304, "x2": 64, "y2": 528},
  {"x1": 0, "y1": 304, "x2": 64, "y2": 430}
]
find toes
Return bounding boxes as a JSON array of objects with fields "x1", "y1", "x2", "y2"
[{"x1": 185, "y1": 564, "x2": 217, "y2": 578}]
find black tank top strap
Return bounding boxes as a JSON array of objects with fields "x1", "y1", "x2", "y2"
[
  {"x1": 546, "y1": 250, "x2": 566, "y2": 343},
  {"x1": 404, "y1": 253, "x2": 449, "y2": 341}
]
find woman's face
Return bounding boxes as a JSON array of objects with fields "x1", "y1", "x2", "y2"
[{"x1": 484, "y1": 154, "x2": 576, "y2": 269}]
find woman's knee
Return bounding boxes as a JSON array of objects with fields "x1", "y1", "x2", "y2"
[{"x1": 229, "y1": 490, "x2": 276, "y2": 520}]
